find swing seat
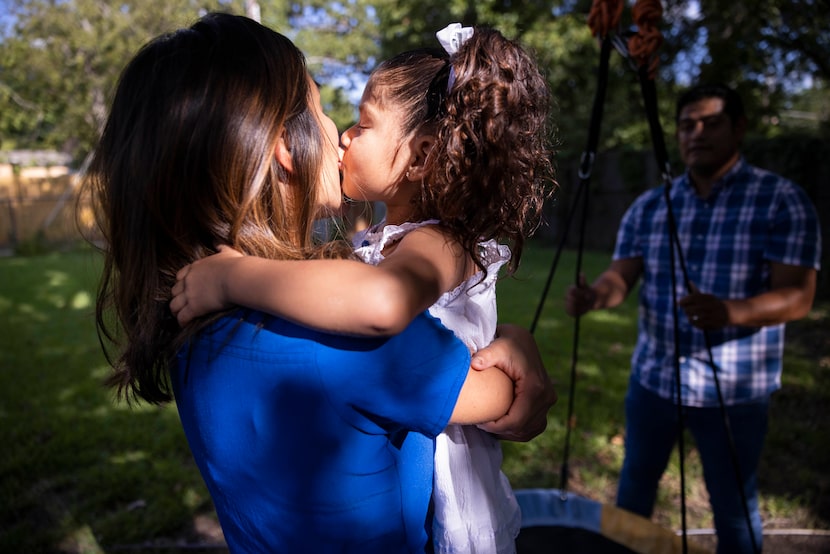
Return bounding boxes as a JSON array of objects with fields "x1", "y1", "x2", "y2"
[{"x1": 515, "y1": 488, "x2": 712, "y2": 554}]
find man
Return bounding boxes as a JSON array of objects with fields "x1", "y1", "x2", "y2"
[{"x1": 565, "y1": 83, "x2": 821, "y2": 554}]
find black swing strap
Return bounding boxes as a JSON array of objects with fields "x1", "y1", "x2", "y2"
[{"x1": 634, "y1": 45, "x2": 761, "y2": 554}]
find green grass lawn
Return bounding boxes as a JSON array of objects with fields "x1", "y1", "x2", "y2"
[
  {"x1": 0, "y1": 248, "x2": 216, "y2": 552},
  {"x1": 1, "y1": 244, "x2": 827, "y2": 551}
]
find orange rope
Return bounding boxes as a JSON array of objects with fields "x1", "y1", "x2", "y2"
[
  {"x1": 587, "y1": 0, "x2": 624, "y2": 38},
  {"x1": 587, "y1": 0, "x2": 664, "y2": 78},
  {"x1": 628, "y1": 0, "x2": 664, "y2": 78}
]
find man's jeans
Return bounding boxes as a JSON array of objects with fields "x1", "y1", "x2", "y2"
[{"x1": 617, "y1": 377, "x2": 767, "y2": 554}]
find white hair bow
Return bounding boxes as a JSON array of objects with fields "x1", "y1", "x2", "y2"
[
  {"x1": 435, "y1": 23, "x2": 474, "y2": 92},
  {"x1": 436, "y1": 23, "x2": 474, "y2": 55}
]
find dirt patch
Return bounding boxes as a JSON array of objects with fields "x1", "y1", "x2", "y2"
[{"x1": 692, "y1": 531, "x2": 830, "y2": 554}]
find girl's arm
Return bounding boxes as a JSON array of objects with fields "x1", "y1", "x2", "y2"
[
  {"x1": 170, "y1": 226, "x2": 469, "y2": 335},
  {"x1": 450, "y1": 364, "x2": 514, "y2": 425}
]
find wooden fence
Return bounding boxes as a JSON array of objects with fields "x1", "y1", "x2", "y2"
[{"x1": 0, "y1": 164, "x2": 98, "y2": 254}]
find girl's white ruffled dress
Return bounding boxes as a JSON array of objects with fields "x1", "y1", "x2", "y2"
[{"x1": 353, "y1": 220, "x2": 521, "y2": 554}]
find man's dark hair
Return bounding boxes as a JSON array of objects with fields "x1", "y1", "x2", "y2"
[{"x1": 676, "y1": 83, "x2": 745, "y2": 124}]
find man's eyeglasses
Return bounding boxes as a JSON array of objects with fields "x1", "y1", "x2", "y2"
[{"x1": 677, "y1": 113, "x2": 729, "y2": 134}]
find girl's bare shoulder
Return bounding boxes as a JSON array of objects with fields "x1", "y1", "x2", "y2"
[{"x1": 397, "y1": 222, "x2": 464, "y2": 254}]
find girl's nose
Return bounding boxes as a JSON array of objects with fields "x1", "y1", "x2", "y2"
[{"x1": 340, "y1": 126, "x2": 355, "y2": 148}]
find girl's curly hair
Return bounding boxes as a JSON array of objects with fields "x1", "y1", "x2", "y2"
[{"x1": 369, "y1": 27, "x2": 557, "y2": 275}]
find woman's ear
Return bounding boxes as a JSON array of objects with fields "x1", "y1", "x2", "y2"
[
  {"x1": 406, "y1": 134, "x2": 435, "y2": 181},
  {"x1": 275, "y1": 137, "x2": 293, "y2": 173}
]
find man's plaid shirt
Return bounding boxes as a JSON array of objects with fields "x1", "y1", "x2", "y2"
[{"x1": 613, "y1": 158, "x2": 822, "y2": 407}]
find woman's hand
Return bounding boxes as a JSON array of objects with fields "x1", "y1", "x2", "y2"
[
  {"x1": 169, "y1": 245, "x2": 244, "y2": 326},
  {"x1": 471, "y1": 324, "x2": 557, "y2": 442}
]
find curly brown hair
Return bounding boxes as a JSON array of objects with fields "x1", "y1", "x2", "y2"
[{"x1": 369, "y1": 27, "x2": 557, "y2": 275}]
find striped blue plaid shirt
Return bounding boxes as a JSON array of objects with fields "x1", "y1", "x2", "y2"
[{"x1": 613, "y1": 158, "x2": 822, "y2": 407}]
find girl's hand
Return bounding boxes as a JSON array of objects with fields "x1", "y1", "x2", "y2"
[{"x1": 170, "y1": 245, "x2": 244, "y2": 326}]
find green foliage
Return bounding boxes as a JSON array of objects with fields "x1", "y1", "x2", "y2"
[
  {"x1": 265, "y1": 0, "x2": 380, "y2": 129},
  {"x1": 0, "y1": 0, "x2": 249, "y2": 163},
  {"x1": 319, "y1": 84, "x2": 359, "y2": 130},
  {"x1": 743, "y1": 132, "x2": 830, "y2": 200},
  {"x1": 782, "y1": 81, "x2": 830, "y2": 136},
  {"x1": 13, "y1": 230, "x2": 51, "y2": 256},
  {"x1": 660, "y1": 0, "x2": 829, "y2": 134}
]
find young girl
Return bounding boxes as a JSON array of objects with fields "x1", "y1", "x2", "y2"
[{"x1": 171, "y1": 23, "x2": 556, "y2": 553}]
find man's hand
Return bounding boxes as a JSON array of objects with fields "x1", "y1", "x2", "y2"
[
  {"x1": 679, "y1": 284, "x2": 730, "y2": 329},
  {"x1": 680, "y1": 264, "x2": 817, "y2": 329},
  {"x1": 564, "y1": 273, "x2": 596, "y2": 317},
  {"x1": 471, "y1": 324, "x2": 557, "y2": 441}
]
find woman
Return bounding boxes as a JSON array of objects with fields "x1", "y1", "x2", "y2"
[
  {"x1": 168, "y1": 25, "x2": 555, "y2": 552},
  {"x1": 84, "y1": 12, "x2": 551, "y2": 552}
]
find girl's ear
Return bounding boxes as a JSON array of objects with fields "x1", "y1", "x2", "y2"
[
  {"x1": 275, "y1": 137, "x2": 293, "y2": 173},
  {"x1": 406, "y1": 134, "x2": 435, "y2": 181}
]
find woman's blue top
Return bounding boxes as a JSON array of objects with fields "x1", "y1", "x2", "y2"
[{"x1": 172, "y1": 310, "x2": 470, "y2": 553}]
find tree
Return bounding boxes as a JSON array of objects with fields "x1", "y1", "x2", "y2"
[
  {"x1": 2, "y1": 0, "x2": 827, "y2": 165},
  {"x1": 0, "y1": 0, "x2": 248, "y2": 162},
  {"x1": 659, "y1": 0, "x2": 829, "y2": 136},
  {"x1": 0, "y1": 0, "x2": 379, "y2": 160},
  {"x1": 264, "y1": 0, "x2": 380, "y2": 128}
]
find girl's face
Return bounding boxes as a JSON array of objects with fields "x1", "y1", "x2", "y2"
[
  {"x1": 339, "y1": 87, "x2": 419, "y2": 210},
  {"x1": 309, "y1": 81, "x2": 343, "y2": 215}
]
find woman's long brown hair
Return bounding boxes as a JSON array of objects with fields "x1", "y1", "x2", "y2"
[{"x1": 82, "y1": 13, "x2": 344, "y2": 404}]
